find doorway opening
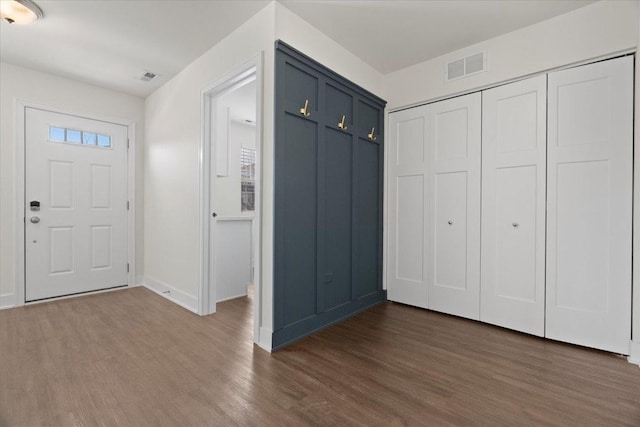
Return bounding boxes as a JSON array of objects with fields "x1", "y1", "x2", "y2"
[{"x1": 199, "y1": 56, "x2": 263, "y2": 348}]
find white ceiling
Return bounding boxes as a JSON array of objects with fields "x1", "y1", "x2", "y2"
[
  {"x1": 0, "y1": 0, "x2": 270, "y2": 97},
  {"x1": 0, "y1": 0, "x2": 596, "y2": 98},
  {"x1": 279, "y1": 0, "x2": 596, "y2": 74}
]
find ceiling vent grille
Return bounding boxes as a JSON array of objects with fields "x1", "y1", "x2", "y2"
[
  {"x1": 446, "y1": 51, "x2": 487, "y2": 81},
  {"x1": 139, "y1": 71, "x2": 158, "y2": 82}
]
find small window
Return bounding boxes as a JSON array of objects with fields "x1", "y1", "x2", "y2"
[
  {"x1": 48, "y1": 126, "x2": 112, "y2": 148},
  {"x1": 97, "y1": 134, "x2": 111, "y2": 147},
  {"x1": 66, "y1": 129, "x2": 81, "y2": 144},
  {"x1": 82, "y1": 132, "x2": 97, "y2": 146},
  {"x1": 49, "y1": 127, "x2": 65, "y2": 142},
  {"x1": 241, "y1": 147, "x2": 256, "y2": 212}
]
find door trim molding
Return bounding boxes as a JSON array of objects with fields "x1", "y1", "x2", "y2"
[
  {"x1": 629, "y1": 341, "x2": 640, "y2": 366},
  {"x1": 198, "y1": 53, "x2": 265, "y2": 349},
  {"x1": 14, "y1": 99, "x2": 137, "y2": 306}
]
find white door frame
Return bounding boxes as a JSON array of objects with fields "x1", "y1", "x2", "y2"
[
  {"x1": 199, "y1": 54, "x2": 263, "y2": 348},
  {"x1": 14, "y1": 99, "x2": 137, "y2": 306}
]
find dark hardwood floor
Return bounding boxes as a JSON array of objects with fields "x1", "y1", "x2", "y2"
[{"x1": 1, "y1": 287, "x2": 639, "y2": 426}]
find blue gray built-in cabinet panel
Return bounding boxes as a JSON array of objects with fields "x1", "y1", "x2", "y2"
[{"x1": 273, "y1": 40, "x2": 387, "y2": 350}]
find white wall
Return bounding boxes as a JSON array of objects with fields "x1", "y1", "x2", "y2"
[
  {"x1": 383, "y1": 1, "x2": 638, "y2": 110},
  {"x1": 215, "y1": 121, "x2": 256, "y2": 217},
  {"x1": 143, "y1": 3, "x2": 275, "y2": 334},
  {"x1": 0, "y1": 62, "x2": 145, "y2": 306},
  {"x1": 274, "y1": 2, "x2": 386, "y2": 101}
]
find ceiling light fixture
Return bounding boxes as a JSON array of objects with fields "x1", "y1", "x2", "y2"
[{"x1": 0, "y1": 0, "x2": 44, "y2": 24}]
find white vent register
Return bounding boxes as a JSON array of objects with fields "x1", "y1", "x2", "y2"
[
  {"x1": 139, "y1": 71, "x2": 158, "y2": 82},
  {"x1": 446, "y1": 51, "x2": 487, "y2": 81}
]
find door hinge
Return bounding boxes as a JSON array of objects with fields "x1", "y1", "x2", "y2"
[
  {"x1": 127, "y1": 139, "x2": 130, "y2": 149},
  {"x1": 127, "y1": 263, "x2": 130, "y2": 273},
  {"x1": 127, "y1": 201, "x2": 130, "y2": 210}
]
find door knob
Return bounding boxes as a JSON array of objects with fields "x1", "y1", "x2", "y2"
[
  {"x1": 212, "y1": 212, "x2": 217, "y2": 218},
  {"x1": 512, "y1": 222, "x2": 519, "y2": 228},
  {"x1": 30, "y1": 216, "x2": 40, "y2": 223},
  {"x1": 447, "y1": 220, "x2": 453, "y2": 225}
]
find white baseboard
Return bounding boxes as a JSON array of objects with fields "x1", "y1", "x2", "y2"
[
  {"x1": 0, "y1": 293, "x2": 16, "y2": 310},
  {"x1": 217, "y1": 292, "x2": 248, "y2": 303},
  {"x1": 143, "y1": 276, "x2": 199, "y2": 315},
  {"x1": 628, "y1": 341, "x2": 640, "y2": 366},
  {"x1": 257, "y1": 326, "x2": 273, "y2": 352}
]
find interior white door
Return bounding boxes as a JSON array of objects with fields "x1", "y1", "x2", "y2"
[
  {"x1": 25, "y1": 108, "x2": 129, "y2": 301},
  {"x1": 481, "y1": 75, "x2": 547, "y2": 336},
  {"x1": 546, "y1": 56, "x2": 633, "y2": 354},
  {"x1": 427, "y1": 93, "x2": 481, "y2": 320},
  {"x1": 387, "y1": 105, "x2": 430, "y2": 308}
]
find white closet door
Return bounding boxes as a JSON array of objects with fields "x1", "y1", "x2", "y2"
[
  {"x1": 427, "y1": 93, "x2": 481, "y2": 320},
  {"x1": 387, "y1": 105, "x2": 430, "y2": 308},
  {"x1": 481, "y1": 75, "x2": 546, "y2": 336},
  {"x1": 546, "y1": 56, "x2": 633, "y2": 354}
]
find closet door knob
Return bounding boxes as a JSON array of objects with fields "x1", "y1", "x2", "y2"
[
  {"x1": 338, "y1": 115, "x2": 348, "y2": 130},
  {"x1": 300, "y1": 99, "x2": 310, "y2": 117},
  {"x1": 447, "y1": 220, "x2": 453, "y2": 226},
  {"x1": 512, "y1": 222, "x2": 519, "y2": 228}
]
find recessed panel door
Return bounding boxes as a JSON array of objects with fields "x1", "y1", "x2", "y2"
[
  {"x1": 481, "y1": 75, "x2": 547, "y2": 336},
  {"x1": 427, "y1": 93, "x2": 481, "y2": 320},
  {"x1": 25, "y1": 108, "x2": 128, "y2": 301},
  {"x1": 546, "y1": 56, "x2": 633, "y2": 354},
  {"x1": 387, "y1": 105, "x2": 429, "y2": 308}
]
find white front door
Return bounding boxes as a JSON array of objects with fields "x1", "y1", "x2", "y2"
[
  {"x1": 546, "y1": 56, "x2": 633, "y2": 354},
  {"x1": 25, "y1": 108, "x2": 129, "y2": 301}
]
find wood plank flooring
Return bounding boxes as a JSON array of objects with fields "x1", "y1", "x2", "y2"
[{"x1": 1, "y1": 287, "x2": 639, "y2": 426}]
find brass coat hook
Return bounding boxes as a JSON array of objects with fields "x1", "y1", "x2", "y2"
[
  {"x1": 338, "y1": 115, "x2": 348, "y2": 130},
  {"x1": 300, "y1": 99, "x2": 310, "y2": 117},
  {"x1": 368, "y1": 127, "x2": 377, "y2": 141}
]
